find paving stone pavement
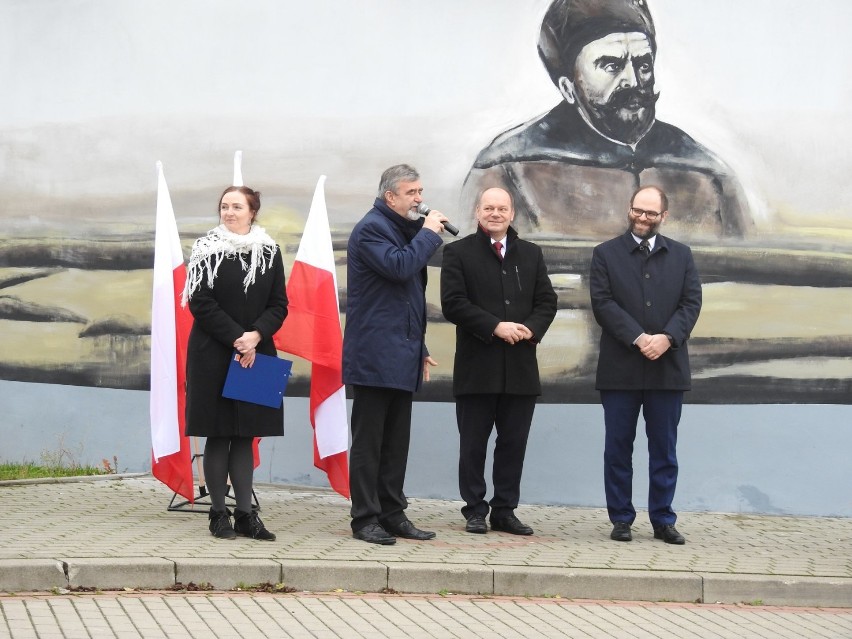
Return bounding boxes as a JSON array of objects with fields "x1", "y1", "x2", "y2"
[
  {"x1": 1, "y1": 592, "x2": 851, "y2": 639},
  {"x1": 1, "y1": 477, "x2": 851, "y2": 609}
]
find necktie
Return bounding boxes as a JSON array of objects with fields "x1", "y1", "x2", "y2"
[
  {"x1": 493, "y1": 241, "x2": 503, "y2": 261},
  {"x1": 640, "y1": 239, "x2": 650, "y2": 254}
]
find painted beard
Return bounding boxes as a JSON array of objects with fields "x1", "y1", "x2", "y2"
[{"x1": 583, "y1": 86, "x2": 659, "y2": 144}]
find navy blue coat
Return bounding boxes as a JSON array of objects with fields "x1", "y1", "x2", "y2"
[
  {"x1": 441, "y1": 225, "x2": 557, "y2": 396},
  {"x1": 343, "y1": 199, "x2": 442, "y2": 392},
  {"x1": 590, "y1": 231, "x2": 702, "y2": 390}
]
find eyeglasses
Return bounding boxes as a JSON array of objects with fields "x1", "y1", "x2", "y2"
[{"x1": 629, "y1": 207, "x2": 663, "y2": 220}]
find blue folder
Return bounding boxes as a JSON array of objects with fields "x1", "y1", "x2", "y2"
[{"x1": 222, "y1": 351, "x2": 292, "y2": 408}]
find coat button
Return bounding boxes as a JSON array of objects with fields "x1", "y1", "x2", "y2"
[
  {"x1": 644, "y1": 273, "x2": 650, "y2": 279},
  {"x1": 505, "y1": 299, "x2": 511, "y2": 305},
  {"x1": 646, "y1": 301, "x2": 652, "y2": 306}
]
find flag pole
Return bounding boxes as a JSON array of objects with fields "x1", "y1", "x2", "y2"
[
  {"x1": 192, "y1": 437, "x2": 206, "y2": 496},
  {"x1": 233, "y1": 150, "x2": 243, "y2": 186}
]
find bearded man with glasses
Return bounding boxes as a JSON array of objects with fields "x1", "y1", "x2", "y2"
[{"x1": 589, "y1": 185, "x2": 702, "y2": 545}]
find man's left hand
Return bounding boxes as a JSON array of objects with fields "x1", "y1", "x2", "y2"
[
  {"x1": 639, "y1": 333, "x2": 671, "y2": 361},
  {"x1": 423, "y1": 355, "x2": 438, "y2": 382}
]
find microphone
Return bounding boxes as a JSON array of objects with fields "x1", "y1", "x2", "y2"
[{"x1": 416, "y1": 202, "x2": 459, "y2": 236}]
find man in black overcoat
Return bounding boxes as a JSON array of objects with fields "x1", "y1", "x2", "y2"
[
  {"x1": 589, "y1": 185, "x2": 702, "y2": 544},
  {"x1": 441, "y1": 187, "x2": 557, "y2": 535}
]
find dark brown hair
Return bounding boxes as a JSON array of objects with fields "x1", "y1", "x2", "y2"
[
  {"x1": 218, "y1": 185, "x2": 261, "y2": 220},
  {"x1": 631, "y1": 185, "x2": 668, "y2": 213}
]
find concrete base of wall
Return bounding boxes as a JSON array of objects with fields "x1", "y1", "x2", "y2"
[{"x1": 2, "y1": 381, "x2": 851, "y2": 517}]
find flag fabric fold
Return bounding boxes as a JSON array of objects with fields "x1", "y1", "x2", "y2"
[
  {"x1": 150, "y1": 162, "x2": 195, "y2": 502},
  {"x1": 274, "y1": 175, "x2": 350, "y2": 499}
]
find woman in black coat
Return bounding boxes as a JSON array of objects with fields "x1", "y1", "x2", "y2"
[{"x1": 182, "y1": 185, "x2": 288, "y2": 541}]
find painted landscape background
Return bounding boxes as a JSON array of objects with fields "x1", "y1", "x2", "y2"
[{"x1": 2, "y1": 0, "x2": 850, "y2": 404}]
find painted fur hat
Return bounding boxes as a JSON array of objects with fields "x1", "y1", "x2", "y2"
[{"x1": 538, "y1": 0, "x2": 656, "y2": 83}]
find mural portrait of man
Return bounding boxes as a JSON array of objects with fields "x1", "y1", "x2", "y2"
[{"x1": 461, "y1": 0, "x2": 752, "y2": 242}]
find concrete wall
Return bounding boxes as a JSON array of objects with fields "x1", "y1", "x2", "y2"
[{"x1": 4, "y1": 380, "x2": 849, "y2": 518}]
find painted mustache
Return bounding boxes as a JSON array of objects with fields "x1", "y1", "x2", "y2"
[{"x1": 600, "y1": 86, "x2": 660, "y2": 112}]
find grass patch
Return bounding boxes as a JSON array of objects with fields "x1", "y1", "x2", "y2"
[
  {"x1": 0, "y1": 435, "x2": 120, "y2": 480},
  {"x1": 0, "y1": 461, "x2": 110, "y2": 480}
]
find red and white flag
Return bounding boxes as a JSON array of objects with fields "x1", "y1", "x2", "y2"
[
  {"x1": 274, "y1": 175, "x2": 350, "y2": 498},
  {"x1": 150, "y1": 162, "x2": 195, "y2": 501}
]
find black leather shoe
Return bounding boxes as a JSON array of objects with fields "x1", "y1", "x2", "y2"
[
  {"x1": 654, "y1": 524, "x2": 685, "y2": 545},
  {"x1": 490, "y1": 513, "x2": 534, "y2": 535},
  {"x1": 208, "y1": 509, "x2": 236, "y2": 540},
  {"x1": 386, "y1": 519, "x2": 436, "y2": 540},
  {"x1": 233, "y1": 509, "x2": 276, "y2": 541},
  {"x1": 353, "y1": 523, "x2": 396, "y2": 545},
  {"x1": 610, "y1": 522, "x2": 632, "y2": 542},
  {"x1": 465, "y1": 514, "x2": 487, "y2": 534}
]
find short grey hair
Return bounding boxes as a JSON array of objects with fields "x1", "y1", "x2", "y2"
[{"x1": 378, "y1": 164, "x2": 420, "y2": 200}]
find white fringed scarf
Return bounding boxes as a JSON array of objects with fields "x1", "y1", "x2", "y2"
[{"x1": 181, "y1": 224, "x2": 278, "y2": 306}]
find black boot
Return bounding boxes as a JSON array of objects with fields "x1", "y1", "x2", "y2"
[
  {"x1": 233, "y1": 509, "x2": 276, "y2": 541},
  {"x1": 208, "y1": 509, "x2": 236, "y2": 540}
]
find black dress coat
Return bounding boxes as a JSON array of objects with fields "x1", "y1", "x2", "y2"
[
  {"x1": 185, "y1": 248, "x2": 288, "y2": 438},
  {"x1": 441, "y1": 225, "x2": 557, "y2": 396},
  {"x1": 589, "y1": 231, "x2": 702, "y2": 391}
]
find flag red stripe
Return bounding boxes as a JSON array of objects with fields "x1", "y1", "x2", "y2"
[
  {"x1": 274, "y1": 261, "x2": 341, "y2": 368},
  {"x1": 309, "y1": 363, "x2": 343, "y2": 422},
  {"x1": 313, "y1": 447, "x2": 350, "y2": 499}
]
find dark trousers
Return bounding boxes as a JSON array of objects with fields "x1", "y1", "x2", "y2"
[
  {"x1": 601, "y1": 389, "x2": 682, "y2": 527},
  {"x1": 203, "y1": 436, "x2": 255, "y2": 513},
  {"x1": 456, "y1": 393, "x2": 537, "y2": 520},
  {"x1": 349, "y1": 385, "x2": 413, "y2": 532}
]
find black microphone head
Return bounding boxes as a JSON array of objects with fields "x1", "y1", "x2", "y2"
[{"x1": 416, "y1": 201, "x2": 459, "y2": 236}]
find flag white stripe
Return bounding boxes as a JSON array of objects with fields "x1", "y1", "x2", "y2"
[
  {"x1": 315, "y1": 387, "x2": 348, "y2": 458},
  {"x1": 233, "y1": 150, "x2": 243, "y2": 187},
  {"x1": 150, "y1": 162, "x2": 182, "y2": 461},
  {"x1": 295, "y1": 176, "x2": 337, "y2": 282}
]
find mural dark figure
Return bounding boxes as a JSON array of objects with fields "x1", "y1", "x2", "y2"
[
  {"x1": 441, "y1": 187, "x2": 557, "y2": 536},
  {"x1": 462, "y1": 0, "x2": 752, "y2": 241},
  {"x1": 590, "y1": 186, "x2": 702, "y2": 545}
]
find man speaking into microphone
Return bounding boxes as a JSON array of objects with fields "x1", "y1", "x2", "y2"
[{"x1": 343, "y1": 163, "x2": 451, "y2": 544}]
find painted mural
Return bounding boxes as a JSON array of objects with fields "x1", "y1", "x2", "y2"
[{"x1": 1, "y1": 0, "x2": 850, "y2": 404}]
